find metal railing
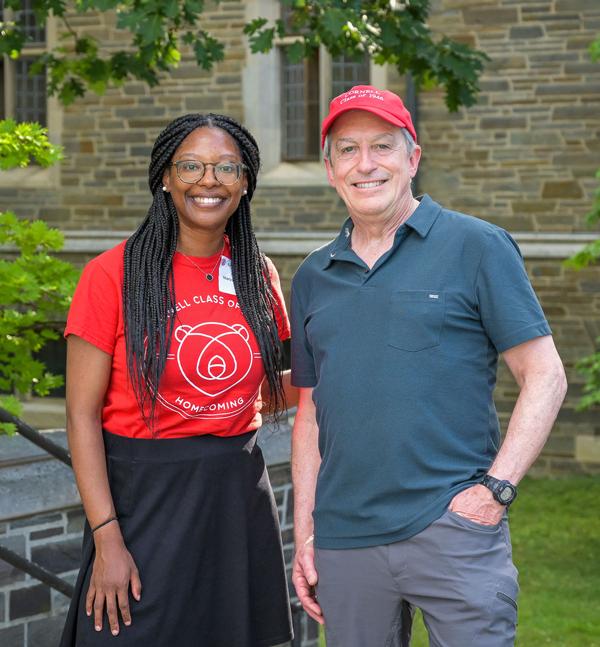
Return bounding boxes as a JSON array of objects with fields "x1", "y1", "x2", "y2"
[
  {"x1": 0, "y1": 406, "x2": 310, "y2": 646},
  {"x1": 0, "y1": 408, "x2": 71, "y2": 466},
  {"x1": 0, "y1": 407, "x2": 75, "y2": 597}
]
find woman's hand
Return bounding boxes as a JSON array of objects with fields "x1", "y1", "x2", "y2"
[{"x1": 86, "y1": 523, "x2": 142, "y2": 636}]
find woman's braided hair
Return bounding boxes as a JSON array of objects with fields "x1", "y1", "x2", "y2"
[{"x1": 123, "y1": 113, "x2": 285, "y2": 431}]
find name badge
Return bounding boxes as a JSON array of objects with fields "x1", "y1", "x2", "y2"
[{"x1": 218, "y1": 256, "x2": 236, "y2": 295}]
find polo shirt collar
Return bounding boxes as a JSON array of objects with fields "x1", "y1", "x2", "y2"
[
  {"x1": 321, "y1": 194, "x2": 442, "y2": 269},
  {"x1": 404, "y1": 194, "x2": 442, "y2": 238}
]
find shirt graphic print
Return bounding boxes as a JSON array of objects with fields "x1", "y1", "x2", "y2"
[
  {"x1": 65, "y1": 240, "x2": 290, "y2": 439},
  {"x1": 157, "y1": 260, "x2": 263, "y2": 422}
]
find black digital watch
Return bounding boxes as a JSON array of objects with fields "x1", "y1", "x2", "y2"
[{"x1": 481, "y1": 474, "x2": 517, "y2": 506}]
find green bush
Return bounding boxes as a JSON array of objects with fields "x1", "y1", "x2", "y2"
[{"x1": 0, "y1": 120, "x2": 77, "y2": 434}]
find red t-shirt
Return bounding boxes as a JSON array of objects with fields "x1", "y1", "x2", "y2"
[{"x1": 65, "y1": 238, "x2": 290, "y2": 439}]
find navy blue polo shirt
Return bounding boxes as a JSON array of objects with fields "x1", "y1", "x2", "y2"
[{"x1": 291, "y1": 194, "x2": 551, "y2": 549}]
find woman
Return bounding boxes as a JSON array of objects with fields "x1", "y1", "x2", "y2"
[{"x1": 60, "y1": 114, "x2": 293, "y2": 646}]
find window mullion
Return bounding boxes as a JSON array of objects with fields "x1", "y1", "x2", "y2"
[
  {"x1": 3, "y1": 55, "x2": 16, "y2": 119},
  {"x1": 319, "y1": 46, "x2": 331, "y2": 162}
]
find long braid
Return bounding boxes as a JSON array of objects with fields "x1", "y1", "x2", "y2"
[{"x1": 123, "y1": 114, "x2": 285, "y2": 432}]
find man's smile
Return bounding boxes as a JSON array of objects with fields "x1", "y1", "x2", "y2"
[{"x1": 352, "y1": 179, "x2": 388, "y2": 189}]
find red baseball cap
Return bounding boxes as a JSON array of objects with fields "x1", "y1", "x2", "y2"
[{"x1": 321, "y1": 85, "x2": 417, "y2": 149}]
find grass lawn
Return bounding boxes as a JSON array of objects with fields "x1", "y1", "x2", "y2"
[{"x1": 319, "y1": 476, "x2": 600, "y2": 646}]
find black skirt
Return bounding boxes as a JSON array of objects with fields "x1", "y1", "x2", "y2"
[{"x1": 60, "y1": 430, "x2": 293, "y2": 647}]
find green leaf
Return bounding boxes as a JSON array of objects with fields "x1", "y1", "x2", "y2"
[
  {"x1": 140, "y1": 14, "x2": 165, "y2": 45},
  {"x1": 589, "y1": 36, "x2": 600, "y2": 62},
  {"x1": 285, "y1": 40, "x2": 306, "y2": 64},
  {"x1": 164, "y1": 0, "x2": 180, "y2": 20},
  {"x1": 182, "y1": 0, "x2": 205, "y2": 15},
  {"x1": 275, "y1": 18, "x2": 286, "y2": 40},
  {"x1": 0, "y1": 120, "x2": 63, "y2": 169},
  {"x1": 77, "y1": 0, "x2": 120, "y2": 11},
  {"x1": 75, "y1": 36, "x2": 97, "y2": 55},
  {"x1": 380, "y1": 19, "x2": 400, "y2": 50},
  {"x1": 243, "y1": 18, "x2": 268, "y2": 36},
  {"x1": 321, "y1": 9, "x2": 347, "y2": 38},
  {"x1": 192, "y1": 32, "x2": 225, "y2": 70},
  {"x1": 0, "y1": 421, "x2": 17, "y2": 435},
  {"x1": 563, "y1": 240, "x2": 600, "y2": 270},
  {"x1": 0, "y1": 22, "x2": 26, "y2": 58},
  {"x1": 58, "y1": 77, "x2": 86, "y2": 105},
  {"x1": 0, "y1": 394, "x2": 21, "y2": 417},
  {"x1": 164, "y1": 44, "x2": 181, "y2": 66},
  {"x1": 248, "y1": 27, "x2": 276, "y2": 54}
]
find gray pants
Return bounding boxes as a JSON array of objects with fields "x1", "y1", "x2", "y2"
[{"x1": 315, "y1": 509, "x2": 519, "y2": 647}]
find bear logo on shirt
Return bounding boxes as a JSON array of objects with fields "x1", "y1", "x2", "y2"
[{"x1": 173, "y1": 321, "x2": 254, "y2": 398}]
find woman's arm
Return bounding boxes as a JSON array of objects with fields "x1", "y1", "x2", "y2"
[{"x1": 66, "y1": 335, "x2": 142, "y2": 637}]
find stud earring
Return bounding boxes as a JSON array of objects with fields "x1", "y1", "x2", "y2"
[
  {"x1": 243, "y1": 189, "x2": 247, "y2": 195},
  {"x1": 162, "y1": 185, "x2": 167, "y2": 192}
]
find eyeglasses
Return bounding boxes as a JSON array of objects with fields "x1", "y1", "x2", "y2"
[{"x1": 171, "y1": 160, "x2": 247, "y2": 185}]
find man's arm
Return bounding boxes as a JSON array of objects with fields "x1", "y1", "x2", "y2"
[
  {"x1": 291, "y1": 387, "x2": 324, "y2": 624},
  {"x1": 260, "y1": 369, "x2": 299, "y2": 411},
  {"x1": 450, "y1": 335, "x2": 567, "y2": 524}
]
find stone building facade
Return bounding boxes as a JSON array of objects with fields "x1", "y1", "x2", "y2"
[{"x1": 4, "y1": 0, "x2": 596, "y2": 470}]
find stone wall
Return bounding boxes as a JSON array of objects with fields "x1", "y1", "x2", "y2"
[
  {"x1": 0, "y1": 508, "x2": 82, "y2": 647},
  {"x1": 418, "y1": 0, "x2": 600, "y2": 232},
  {"x1": 502, "y1": 256, "x2": 600, "y2": 474}
]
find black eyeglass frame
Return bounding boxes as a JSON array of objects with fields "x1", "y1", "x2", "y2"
[{"x1": 170, "y1": 160, "x2": 248, "y2": 186}]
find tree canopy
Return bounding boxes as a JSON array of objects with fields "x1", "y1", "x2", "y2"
[{"x1": 0, "y1": 0, "x2": 488, "y2": 110}]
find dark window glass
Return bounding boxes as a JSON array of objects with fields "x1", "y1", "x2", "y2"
[
  {"x1": 278, "y1": 3, "x2": 370, "y2": 162},
  {"x1": 0, "y1": 59, "x2": 5, "y2": 119},
  {"x1": 331, "y1": 55, "x2": 370, "y2": 101},
  {"x1": 281, "y1": 51, "x2": 320, "y2": 161},
  {"x1": 15, "y1": 58, "x2": 46, "y2": 125},
  {"x1": 16, "y1": 0, "x2": 46, "y2": 45},
  {"x1": 1, "y1": 0, "x2": 47, "y2": 124}
]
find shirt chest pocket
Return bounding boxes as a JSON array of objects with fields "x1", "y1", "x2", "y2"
[{"x1": 388, "y1": 290, "x2": 446, "y2": 352}]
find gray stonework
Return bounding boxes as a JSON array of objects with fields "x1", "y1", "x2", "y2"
[
  {"x1": 0, "y1": 1, "x2": 597, "y2": 235},
  {"x1": 0, "y1": 423, "x2": 318, "y2": 647},
  {"x1": 418, "y1": 0, "x2": 600, "y2": 233}
]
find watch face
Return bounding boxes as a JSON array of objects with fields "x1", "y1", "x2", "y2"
[{"x1": 498, "y1": 485, "x2": 514, "y2": 503}]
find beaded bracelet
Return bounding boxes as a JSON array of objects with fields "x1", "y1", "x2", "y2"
[{"x1": 91, "y1": 516, "x2": 118, "y2": 533}]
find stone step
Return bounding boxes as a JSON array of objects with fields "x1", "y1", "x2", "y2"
[{"x1": 19, "y1": 398, "x2": 66, "y2": 431}]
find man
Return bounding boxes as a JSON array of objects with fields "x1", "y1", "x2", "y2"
[{"x1": 290, "y1": 85, "x2": 567, "y2": 647}]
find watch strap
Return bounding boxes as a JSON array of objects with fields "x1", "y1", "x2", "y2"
[{"x1": 481, "y1": 474, "x2": 517, "y2": 506}]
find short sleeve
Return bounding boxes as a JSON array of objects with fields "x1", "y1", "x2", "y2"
[
  {"x1": 476, "y1": 228, "x2": 551, "y2": 353},
  {"x1": 64, "y1": 254, "x2": 122, "y2": 355},
  {"x1": 265, "y1": 257, "x2": 291, "y2": 342},
  {"x1": 290, "y1": 269, "x2": 317, "y2": 387}
]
